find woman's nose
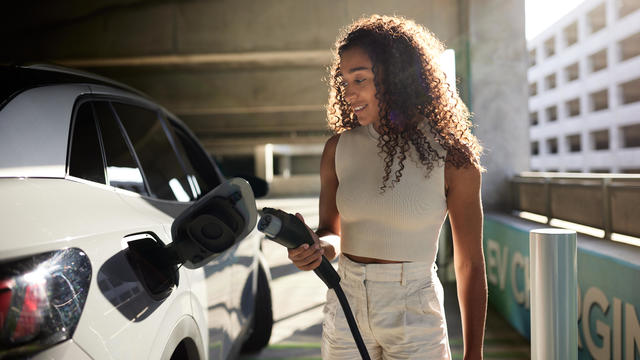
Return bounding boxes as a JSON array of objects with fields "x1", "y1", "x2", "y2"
[{"x1": 344, "y1": 85, "x2": 356, "y2": 102}]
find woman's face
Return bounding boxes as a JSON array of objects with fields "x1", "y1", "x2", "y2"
[{"x1": 339, "y1": 46, "x2": 383, "y2": 128}]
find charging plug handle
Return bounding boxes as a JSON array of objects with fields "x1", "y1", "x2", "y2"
[
  {"x1": 258, "y1": 207, "x2": 371, "y2": 360},
  {"x1": 259, "y1": 208, "x2": 341, "y2": 289}
]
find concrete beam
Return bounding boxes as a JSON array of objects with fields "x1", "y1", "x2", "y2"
[
  {"x1": 179, "y1": 109, "x2": 327, "y2": 134},
  {"x1": 90, "y1": 67, "x2": 328, "y2": 111},
  {"x1": 4, "y1": 0, "x2": 463, "y2": 61},
  {"x1": 468, "y1": 0, "x2": 529, "y2": 211},
  {"x1": 200, "y1": 136, "x2": 329, "y2": 155},
  {"x1": 56, "y1": 50, "x2": 332, "y2": 70}
]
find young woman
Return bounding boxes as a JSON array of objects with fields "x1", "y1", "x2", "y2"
[{"x1": 288, "y1": 15, "x2": 487, "y2": 360}]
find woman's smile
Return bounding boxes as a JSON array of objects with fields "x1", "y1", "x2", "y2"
[{"x1": 353, "y1": 104, "x2": 367, "y2": 113}]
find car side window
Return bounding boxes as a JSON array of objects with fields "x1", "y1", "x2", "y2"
[
  {"x1": 93, "y1": 101, "x2": 148, "y2": 196},
  {"x1": 68, "y1": 102, "x2": 106, "y2": 184},
  {"x1": 168, "y1": 119, "x2": 221, "y2": 196},
  {"x1": 112, "y1": 102, "x2": 193, "y2": 202}
]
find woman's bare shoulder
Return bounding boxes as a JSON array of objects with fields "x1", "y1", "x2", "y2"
[
  {"x1": 324, "y1": 133, "x2": 341, "y2": 154},
  {"x1": 445, "y1": 160, "x2": 482, "y2": 193},
  {"x1": 321, "y1": 134, "x2": 341, "y2": 181}
]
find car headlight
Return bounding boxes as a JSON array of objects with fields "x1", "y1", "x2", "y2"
[{"x1": 0, "y1": 248, "x2": 91, "y2": 358}]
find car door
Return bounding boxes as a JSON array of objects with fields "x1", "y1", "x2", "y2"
[
  {"x1": 106, "y1": 99, "x2": 239, "y2": 359},
  {"x1": 65, "y1": 97, "x2": 201, "y2": 360}
]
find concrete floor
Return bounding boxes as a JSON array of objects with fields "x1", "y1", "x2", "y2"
[{"x1": 241, "y1": 197, "x2": 530, "y2": 360}]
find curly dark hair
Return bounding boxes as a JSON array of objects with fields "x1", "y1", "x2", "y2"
[{"x1": 327, "y1": 15, "x2": 483, "y2": 192}]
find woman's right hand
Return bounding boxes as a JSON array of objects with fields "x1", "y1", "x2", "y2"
[{"x1": 287, "y1": 213, "x2": 325, "y2": 271}]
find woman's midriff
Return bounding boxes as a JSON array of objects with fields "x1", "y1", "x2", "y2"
[{"x1": 343, "y1": 252, "x2": 404, "y2": 264}]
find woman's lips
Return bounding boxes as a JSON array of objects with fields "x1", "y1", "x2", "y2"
[{"x1": 353, "y1": 104, "x2": 367, "y2": 113}]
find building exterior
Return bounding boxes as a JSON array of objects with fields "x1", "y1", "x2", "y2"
[{"x1": 527, "y1": 0, "x2": 640, "y2": 173}]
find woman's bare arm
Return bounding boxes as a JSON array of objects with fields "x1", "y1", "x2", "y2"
[{"x1": 445, "y1": 161, "x2": 487, "y2": 360}]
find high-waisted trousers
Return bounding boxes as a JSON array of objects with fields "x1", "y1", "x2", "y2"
[{"x1": 321, "y1": 254, "x2": 451, "y2": 359}]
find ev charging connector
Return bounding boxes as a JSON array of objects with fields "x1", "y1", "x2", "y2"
[{"x1": 258, "y1": 207, "x2": 371, "y2": 360}]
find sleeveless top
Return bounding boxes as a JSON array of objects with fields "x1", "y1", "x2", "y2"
[{"x1": 335, "y1": 123, "x2": 448, "y2": 263}]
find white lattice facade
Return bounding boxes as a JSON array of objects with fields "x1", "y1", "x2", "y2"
[{"x1": 528, "y1": 0, "x2": 640, "y2": 173}]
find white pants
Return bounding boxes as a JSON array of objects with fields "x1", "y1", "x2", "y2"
[{"x1": 321, "y1": 255, "x2": 451, "y2": 360}]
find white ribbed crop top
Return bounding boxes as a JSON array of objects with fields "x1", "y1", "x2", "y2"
[{"x1": 335, "y1": 123, "x2": 448, "y2": 263}]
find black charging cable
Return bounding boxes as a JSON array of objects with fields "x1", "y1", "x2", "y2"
[{"x1": 258, "y1": 207, "x2": 371, "y2": 360}]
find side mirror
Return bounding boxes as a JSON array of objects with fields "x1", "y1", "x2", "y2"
[
  {"x1": 126, "y1": 178, "x2": 258, "y2": 300},
  {"x1": 235, "y1": 174, "x2": 269, "y2": 198}
]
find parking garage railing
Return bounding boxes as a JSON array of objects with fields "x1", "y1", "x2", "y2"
[{"x1": 511, "y1": 172, "x2": 640, "y2": 246}]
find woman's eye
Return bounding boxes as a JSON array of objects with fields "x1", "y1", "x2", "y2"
[{"x1": 339, "y1": 78, "x2": 365, "y2": 88}]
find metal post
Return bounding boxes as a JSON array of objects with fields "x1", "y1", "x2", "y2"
[
  {"x1": 530, "y1": 229, "x2": 578, "y2": 360},
  {"x1": 544, "y1": 178, "x2": 552, "y2": 225},
  {"x1": 602, "y1": 178, "x2": 612, "y2": 240}
]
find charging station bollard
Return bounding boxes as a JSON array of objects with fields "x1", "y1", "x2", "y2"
[{"x1": 530, "y1": 229, "x2": 578, "y2": 360}]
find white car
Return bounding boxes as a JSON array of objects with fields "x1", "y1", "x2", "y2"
[{"x1": 0, "y1": 64, "x2": 273, "y2": 359}]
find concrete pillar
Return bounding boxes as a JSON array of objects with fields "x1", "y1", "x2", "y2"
[
  {"x1": 606, "y1": 0, "x2": 617, "y2": 25},
  {"x1": 610, "y1": 125, "x2": 620, "y2": 154},
  {"x1": 578, "y1": 12, "x2": 590, "y2": 79},
  {"x1": 254, "y1": 144, "x2": 274, "y2": 183},
  {"x1": 280, "y1": 155, "x2": 291, "y2": 178},
  {"x1": 468, "y1": 0, "x2": 529, "y2": 210}
]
